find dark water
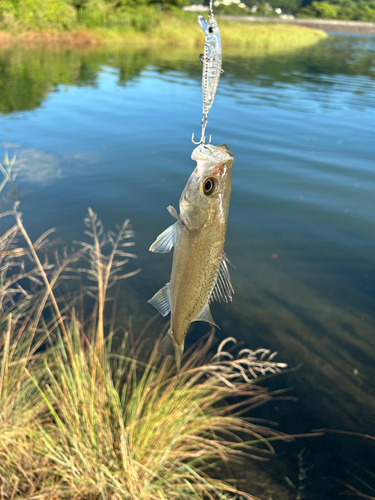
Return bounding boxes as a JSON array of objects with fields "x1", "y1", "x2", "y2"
[{"x1": 0, "y1": 35, "x2": 374, "y2": 498}]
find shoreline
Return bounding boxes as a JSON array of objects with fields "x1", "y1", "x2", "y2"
[
  {"x1": 219, "y1": 16, "x2": 375, "y2": 34},
  {"x1": 0, "y1": 19, "x2": 327, "y2": 47}
]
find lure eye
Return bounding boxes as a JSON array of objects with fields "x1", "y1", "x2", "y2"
[
  {"x1": 208, "y1": 26, "x2": 213, "y2": 33},
  {"x1": 203, "y1": 177, "x2": 215, "y2": 196}
]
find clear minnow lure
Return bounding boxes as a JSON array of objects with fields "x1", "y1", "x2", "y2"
[{"x1": 192, "y1": 2, "x2": 223, "y2": 145}]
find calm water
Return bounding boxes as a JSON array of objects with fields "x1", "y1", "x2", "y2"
[{"x1": 0, "y1": 35, "x2": 374, "y2": 498}]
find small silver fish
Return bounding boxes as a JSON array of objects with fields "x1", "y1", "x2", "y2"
[
  {"x1": 198, "y1": 15, "x2": 223, "y2": 117},
  {"x1": 148, "y1": 143, "x2": 234, "y2": 371}
]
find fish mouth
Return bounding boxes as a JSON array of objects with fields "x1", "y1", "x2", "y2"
[{"x1": 191, "y1": 143, "x2": 233, "y2": 163}]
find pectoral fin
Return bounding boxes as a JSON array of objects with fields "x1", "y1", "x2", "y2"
[
  {"x1": 149, "y1": 223, "x2": 177, "y2": 253},
  {"x1": 148, "y1": 283, "x2": 171, "y2": 317},
  {"x1": 210, "y1": 254, "x2": 234, "y2": 304},
  {"x1": 192, "y1": 302, "x2": 219, "y2": 329},
  {"x1": 167, "y1": 205, "x2": 181, "y2": 221}
]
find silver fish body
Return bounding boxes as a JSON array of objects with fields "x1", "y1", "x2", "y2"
[
  {"x1": 148, "y1": 144, "x2": 234, "y2": 371},
  {"x1": 198, "y1": 15, "x2": 222, "y2": 117}
]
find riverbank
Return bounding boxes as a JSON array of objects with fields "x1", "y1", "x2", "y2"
[
  {"x1": 220, "y1": 16, "x2": 375, "y2": 34},
  {"x1": 0, "y1": 14, "x2": 327, "y2": 48}
]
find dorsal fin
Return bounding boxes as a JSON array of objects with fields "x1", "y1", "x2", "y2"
[
  {"x1": 210, "y1": 254, "x2": 234, "y2": 304},
  {"x1": 148, "y1": 283, "x2": 171, "y2": 317},
  {"x1": 149, "y1": 223, "x2": 177, "y2": 254}
]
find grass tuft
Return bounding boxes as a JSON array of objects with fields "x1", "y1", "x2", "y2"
[{"x1": 0, "y1": 206, "x2": 289, "y2": 498}]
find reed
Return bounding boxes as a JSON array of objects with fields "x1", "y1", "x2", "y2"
[{"x1": 0, "y1": 205, "x2": 289, "y2": 498}]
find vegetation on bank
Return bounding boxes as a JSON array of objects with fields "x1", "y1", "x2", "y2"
[
  {"x1": 297, "y1": 0, "x2": 375, "y2": 21},
  {"x1": 0, "y1": 182, "x2": 289, "y2": 498},
  {"x1": 0, "y1": 15, "x2": 328, "y2": 47},
  {"x1": 86, "y1": 17, "x2": 327, "y2": 47},
  {"x1": 0, "y1": 0, "x2": 374, "y2": 43},
  {"x1": 0, "y1": 0, "x2": 328, "y2": 45},
  {"x1": 199, "y1": 0, "x2": 375, "y2": 21}
]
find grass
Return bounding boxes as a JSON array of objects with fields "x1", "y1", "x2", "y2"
[
  {"x1": 0, "y1": 201, "x2": 290, "y2": 499},
  {"x1": 108, "y1": 14, "x2": 328, "y2": 48},
  {"x1": 0, "y1": 12, "x2": 327, "y2": 49}
]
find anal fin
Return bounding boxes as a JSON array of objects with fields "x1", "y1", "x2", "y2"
[
  {"x1": 192, "y1": 302, "x2": 219, "y2": 329},
  {"x1": 148, "y1": 283, "x2": 171, "y2": 317}
]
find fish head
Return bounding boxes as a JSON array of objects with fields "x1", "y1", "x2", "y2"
[{"x1": 179, "y1": 144, "x2": 233, "y2": 230}]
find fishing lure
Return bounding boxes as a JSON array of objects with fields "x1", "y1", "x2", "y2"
[
  {"x1": 193, "y1": 2, "x2": 223, "y2": 145},
  {"x1": 199, "y1": 15, "x2": 222, "y2": 119}
]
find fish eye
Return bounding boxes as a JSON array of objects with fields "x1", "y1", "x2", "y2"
[{"x1": 203, "y1": 177, "x2": 215, "y2": 196}]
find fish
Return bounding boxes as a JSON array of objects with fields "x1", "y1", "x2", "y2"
[
  {"x1": 198, "y1": 15, "x2": 223, "y2": 118},
  {"x1": 148, "y1": 143, "x2": 234, "y2": 372}
]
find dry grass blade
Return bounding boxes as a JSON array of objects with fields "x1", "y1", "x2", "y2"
[
  {"x1": 31, "y1": 319, "x2": 287, "y2": 499},
  {"x1": 0, "y1": 207, "x2": 289, "y2": 499},
  {"x1": 74, "y1": 208, "x2": 140, "y2": 365}
]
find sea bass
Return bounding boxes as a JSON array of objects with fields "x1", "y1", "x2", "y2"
[{"x1": 148, "y1": 143, "x2": 234, "y2": 371}]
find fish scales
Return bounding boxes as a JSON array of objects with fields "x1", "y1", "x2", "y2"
[
  {"x1": 148, "y1": 143, "x2": 234, "y2": 371},
  {"x1": 170, "y1": 221, "x2": 225, "y2": 347}
]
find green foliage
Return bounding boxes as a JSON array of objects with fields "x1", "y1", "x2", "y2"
[
  {"x1": 352, "y1": 3, "x2": 375, "y2": 20},
  {"x1": 77, "y1": 2, "x2": 161, "y2": 30},
  {"x1": 0, "y1": 0, "x2": 16, "y2": 16},
  {"x1": 273, "y1": 0, "x2": 303, "y2": 13},
  {"x1": 298, "y1": 1, "x2": 337, "y2": 17},
  {"x1": 0, "y1": 0, "x2": 185, "y2": 31},
  {"x1": 212, "y1": 3, "x2": 251, "y2": 15},
  {"x1": 297, "y1": 0, "x2": 375, "y2": 19},
  {"x1": 0, "y1": 0, "x2": 77, "y2": 30}
]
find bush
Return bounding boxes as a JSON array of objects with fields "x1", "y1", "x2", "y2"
[
  {"x1": 297, "y1": 0, "x2": 375, "y2": 20},
  {"x1": 15, "y1": 0, "x2": 77, "y2": 30},
  {"x1": 77, "y1": 1, "x2": 161, "y2": 31},
  {"x1": 298, "y1": 1, "x2": 338, "y2": 18},
  {"x1": 353, "y1": 4, "x2": 375, "y2": 21},
  {"x1": 212, "y1": 2, "x2": 251, "y2": 15}
]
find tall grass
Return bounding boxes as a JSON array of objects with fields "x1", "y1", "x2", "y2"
[
  {"x1": 90, "y1": 14, "x2": 327, "y2": 49},
  {"x1": 0, "y1": 7, "x2": 327, "y2": 48},
  {"x1": 77, "y1": 5, "x2": 161, "y2": 32},
  {"x1": 0, "y1": 204, "x2": 289, "y2": 498}
]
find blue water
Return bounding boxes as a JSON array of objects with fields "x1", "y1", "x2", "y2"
[{"x1": 0, "y1": 35, "x2": 374, "y2": 497}]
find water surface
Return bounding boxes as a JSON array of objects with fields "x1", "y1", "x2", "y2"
[{"x1": 0, "y1": 35, "x2": 374, "y2": 498}]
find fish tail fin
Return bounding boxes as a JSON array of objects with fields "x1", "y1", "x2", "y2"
[
  {"x1": 158, "y1": 329, "x2": 175, "y2": 356},
  {"x1": 175, "y1": 343, "x2": 184, "y2": 378},
  {"x1": 158, "y1": 330, "x2": 184, "y2": 377}
]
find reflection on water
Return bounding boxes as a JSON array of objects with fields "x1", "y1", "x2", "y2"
[
  {"x1": 0, "y1": 35, "x2": 374, "y2": 497},
  {"x1": 0, "y1": 37, "x2": 374, "y2": 115}
]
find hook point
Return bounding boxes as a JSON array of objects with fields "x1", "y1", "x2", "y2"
[{"x1": 191, "y1": 133, "x2": 201, "y2": 145}]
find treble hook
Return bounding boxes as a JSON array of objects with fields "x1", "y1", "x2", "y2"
[
  {"x1": 191, "y1": 114, "x2": 211, "y2": 145},
  {"x1": 191, "y1": 132, "x2": 212, "y2": 145}
]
